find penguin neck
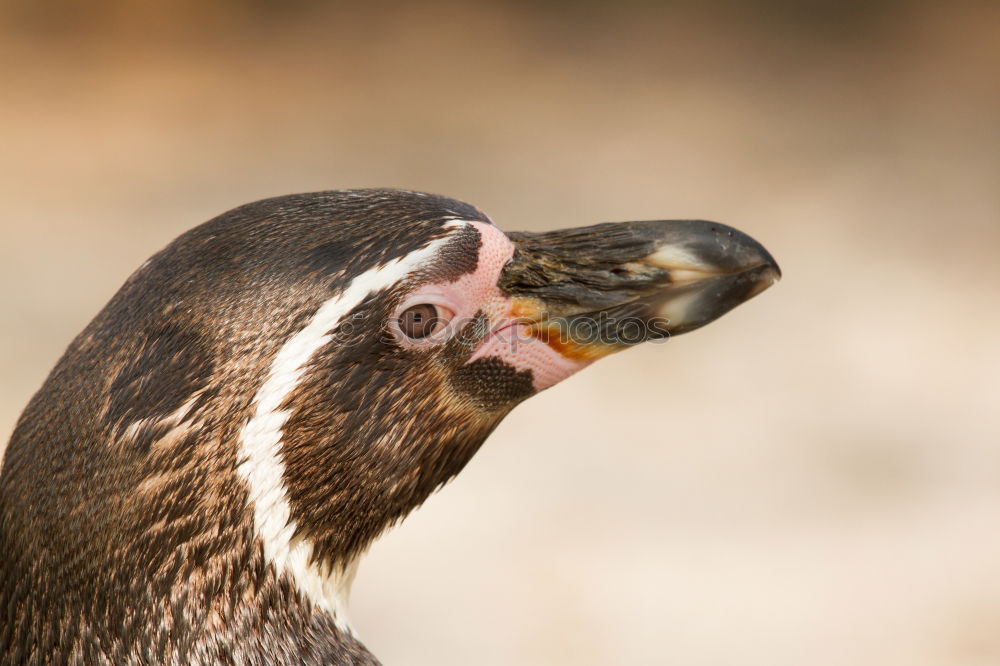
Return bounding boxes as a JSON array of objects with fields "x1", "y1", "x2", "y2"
[{"x1": 238, "y1": 400, "x2": 502, "y2": 632}]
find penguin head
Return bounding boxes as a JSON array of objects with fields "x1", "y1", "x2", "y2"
[
  {"x1": 166, "y1": 189, "x2": 774, "y2": 568},
  {"x1": 1, "y1": 189, "x2": 778, "y2": 631}
]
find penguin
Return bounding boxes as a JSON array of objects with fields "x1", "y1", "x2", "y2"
[{"x1": 0, "y1": 189, "x2": 779, "y2": 665}]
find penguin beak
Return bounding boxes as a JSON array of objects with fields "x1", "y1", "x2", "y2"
[{"x1": 497, "y1": 219, "x2": 780, "y2": 360}]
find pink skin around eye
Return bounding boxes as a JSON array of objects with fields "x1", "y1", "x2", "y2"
[{"x1": 399, "y1": 221, "x2": 592, "y2": 390}]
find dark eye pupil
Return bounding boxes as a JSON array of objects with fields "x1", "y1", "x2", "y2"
[{"x1": 399, "y1": 304, "x2": 440, "y2": 339}]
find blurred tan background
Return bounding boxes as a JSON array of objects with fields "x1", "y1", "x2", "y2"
[{"x1": 2, "y1": 1, "x2": 999, "y2": 664}]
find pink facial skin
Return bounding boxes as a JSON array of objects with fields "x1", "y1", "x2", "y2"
[{"x1": 391, "y1": 221, "x2": 592, "y2": 390}]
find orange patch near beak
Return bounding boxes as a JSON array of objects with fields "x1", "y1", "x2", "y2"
[{"x1": 508, "y1": 297, "x2": 620, "y2": 362}]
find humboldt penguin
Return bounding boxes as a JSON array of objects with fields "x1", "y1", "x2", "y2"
[{"x1": 0, "y1": 189, "x2": 779, "y2": 665}]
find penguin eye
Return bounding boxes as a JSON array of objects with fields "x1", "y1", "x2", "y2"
[{"x1": 398, "y1": 303, "x2": 448, "y2": 339}]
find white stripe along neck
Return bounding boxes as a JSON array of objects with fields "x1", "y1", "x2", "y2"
[{"x1": 237, "y1": 222, "x2": 469, "y2": 632}]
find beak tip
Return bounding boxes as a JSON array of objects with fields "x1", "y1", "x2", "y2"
[{"x1": 748, "y1": 264, "x2": 781, "y2": 300}]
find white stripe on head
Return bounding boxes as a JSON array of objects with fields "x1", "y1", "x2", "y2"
[{"x1": 237, "y1": 220, "x2": 470, "y2": 633}]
